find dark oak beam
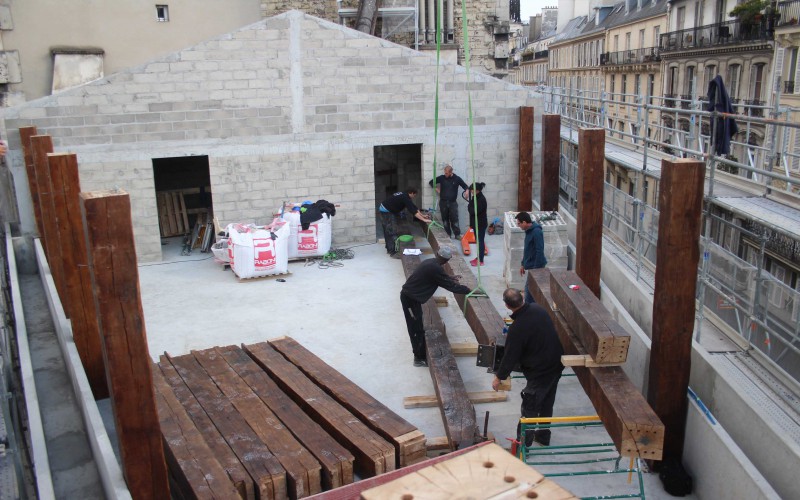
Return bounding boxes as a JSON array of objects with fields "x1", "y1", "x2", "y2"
[
  {"x1": 541, "y1": 114, "x2": 561, "y2": 212},
  {"x1": 518, "y1": 106, "x2": 534, "y2": 211},
  {"x1": 575, "y1": 128, "x2": 605, "y2": 298}
]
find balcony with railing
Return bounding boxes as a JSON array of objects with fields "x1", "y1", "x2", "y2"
[
  {"x1": 786, "y1": 80, "x2": 796, "y2": 93},
  {"x1": 776, "y1": 0, "x2": 800, "y2": 27},
  {"x1": 746, "y1": 99, "x2": 765, "y2": 117},
  {"x1": 600, "y1": 46, "x2": 661, "y2": 66},
  {"x1": 664, "y1": 93, "x2": 677, "y2": 108},
  {"x1": 680, "y1": 95, "x2": 693, "y2": 109},
  {"x1": 659, "y1": 19, "x2": 772, "y2": 52},
  {"x1": 533, "y1": 50, "x2": 549, "y2": 60}
]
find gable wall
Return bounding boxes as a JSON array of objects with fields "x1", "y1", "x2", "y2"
[{"x1": 3, "y1": 12, "x2": 541, "y2": 262}]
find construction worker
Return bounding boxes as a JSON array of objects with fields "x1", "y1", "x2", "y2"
[
  {"x1": 379, "y1": 187, "x2": 431, "y2": 258},
  {"x1": 400, "y1": 246, "x2": 471, "y2": 367},
  {"x1": 492, "y1": 288, "x2": 564, "y2": 446},
  {"x1": 429, "y1": 164, "x2": 469, "y2": 239},
  {"x1": 516, "y1": 212, "x2": 547, "y2": 303}
]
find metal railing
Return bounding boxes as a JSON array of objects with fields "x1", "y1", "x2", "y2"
[
  {"x1": 600, "y1": 47, "x2": 661, "y2": 66},
  {"x1": 777, "y1": 0, "x2": 800, "y2": 26},
  {"x1": 659, "y1": 19, "x2": 772, "y2": 51},
  {"x1": 542, "y1": 83, "x2": 800, "y2": 386},
  {"x1": 785, "y1": 80, "x2": 795, "y2": 94}
]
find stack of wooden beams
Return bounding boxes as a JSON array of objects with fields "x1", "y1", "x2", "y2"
[
  {"x1": 528, "y1": 269, "x2": 664, "y2": 460},
  {"x1": 153, "y1": 337, "x2": 426, "y2": 499}
]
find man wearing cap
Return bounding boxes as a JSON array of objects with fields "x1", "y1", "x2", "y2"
[
  {"x1": 400, "y1": 247, "x2": 471, "y2": 366},
  {"x1": 429, "y1": 164, "x2": 469, "y2": 239}
]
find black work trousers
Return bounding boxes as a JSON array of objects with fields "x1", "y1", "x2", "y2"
[
  {"x1": 381, "y1": 212, "x2": 401, "y2": 255},
  {"x1": 400, "y1": 291, "x2": 426, "y2": 360},
  {"x1": 516, "y1": 370, "x2": 562, "y2": 446},
  {"x1": 440, "y1": 199, "x2": 461, "y2": 238}
]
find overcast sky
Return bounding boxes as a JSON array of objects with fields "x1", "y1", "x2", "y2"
[{"x1": 520, "y1": 0, "x2": 555, "y2": 21}]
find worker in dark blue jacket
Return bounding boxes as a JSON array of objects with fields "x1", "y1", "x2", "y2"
[
  {"x1": 492, "y1": 288, "x2": 564, "y2": 446},
  {"x1": 516, "y1": 212, "x2": 547, "y2": 303}
]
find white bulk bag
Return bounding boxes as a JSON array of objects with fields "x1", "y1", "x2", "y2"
[
  {"x1": 281, "y1": 209, "x2": 333, "y2": 259},
  {"x1": 227, "y1": 220, "x2": 289, "y2": 279}
]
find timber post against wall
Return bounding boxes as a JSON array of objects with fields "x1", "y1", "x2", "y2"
[
  {"x1": 18, "y1": 127, "x2": 44, "y2": 239},
  {"x1": 518, "y1": 106, "x2": 534, "y2": 212},
  {"x1": 647, "y1": 159, "x2": 705, "y2": 487},
  {"x1": 541, "y1": 114, "x2": 561, "y2": 212},
  {"x1": 80, "y1": 190, "x2": 169, "y2": 498},
  {"x1": 575, "y1": 128, "x2": 605, "y2": 298}
]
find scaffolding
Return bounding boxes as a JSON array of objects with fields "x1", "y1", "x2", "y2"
[{"x1": 537, "y1": 83, "x2": 800, "y2": 388}]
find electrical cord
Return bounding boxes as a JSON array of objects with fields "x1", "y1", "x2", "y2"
[{"x1": 304, "y1": 247, "x2": 356, "y2": 269}]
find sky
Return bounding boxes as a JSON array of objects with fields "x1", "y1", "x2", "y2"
[{"x1": 520, "y1": 0, "x2": 556, "y2": 21}]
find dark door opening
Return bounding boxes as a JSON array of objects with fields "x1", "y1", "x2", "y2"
[
  {"x1": 152, "y1": 155, "x2": 213, "y2": 255},
  {"x1": 373, "y1": 144, "x2": 423, "y2": 240}
]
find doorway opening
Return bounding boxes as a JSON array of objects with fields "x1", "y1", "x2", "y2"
[
  {"x1": 152, "y1": 155, "x2": 213, "y2": 258},
  {"x1": 373, "y1": 144, "x2": 423, "y2": 240}
]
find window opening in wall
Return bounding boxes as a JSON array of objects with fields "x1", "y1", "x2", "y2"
[
  {"x1": 752, "y1": 63, "x2": 765, "y2": 101},
  {"x1": 728, "y1": 64, "x2": 741, "y2": 99},
  {"x1": 156, "y1": 5, "x2": 169, "y2": 22}
]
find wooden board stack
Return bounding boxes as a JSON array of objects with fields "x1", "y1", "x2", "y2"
[{"x1": 154, "y1": 338, "x2": 426, "y2": 499}]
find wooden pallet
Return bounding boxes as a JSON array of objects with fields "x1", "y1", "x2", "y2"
[
  {"x1": 157, "y1": 191, "x2": 189, "y2": 237},
  {"x1": 235, "y1": 271, "x2": 291, "y2": 282}
]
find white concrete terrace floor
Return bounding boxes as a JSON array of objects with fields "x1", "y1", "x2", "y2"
[{"x1": 137, "y1": 229, "x2": 694, "y2": 499}]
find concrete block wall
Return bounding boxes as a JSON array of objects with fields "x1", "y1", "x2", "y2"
[{"x1": 3, "y1": 11, "x2": 538, "y2": 263}]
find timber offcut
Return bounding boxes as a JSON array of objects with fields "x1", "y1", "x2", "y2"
[{"x1": 154, "y1": 338, "x2": 426, "y2": 499}]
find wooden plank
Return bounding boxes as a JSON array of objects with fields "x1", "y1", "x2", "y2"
[
  {"x1": 159, "y1": 357, "x2": 253, "y2": 500},
  {"x1": 541, "y1": 114, "x2": 561, "y2": 212},
  {"x1": 361, "y1": 443, "x2": 577, "y2": 500},
  {"x1": 192, "y1": 347, "x2": 322, "y2": 498},
  {"x1": 518, "y1": 106, "x2": 534, "y2": 212},
  {"x1": 549, "y1": 270, "x2": 630, "y2": 364},
  {"x1": 80, "y1": 190, "x2": 169, "y2": 498},
  {"x1": 165, "y1": 353, "x2": 286, "y2": 499},
  {"x1": 560, "y1": 354, "x2": 623, "y2": 368},
  {"x1": 151, "y1": 364, "x2": 241, "y2": 500},
  {"x1": 404, "y1": 391, "x2": 507, "y2": 409},
  {"x1": 31, "y1": 135, "x2": 67, "y2": 300},
  {"x1": 450, "y1": 342, "x2": 479, "y2": 356},
  {"x1": 528, "y1": 269, "x2": 664, "y2": 460},
  {"x1": 218, "y1": 345, "x2": 354, "y2": 491},
  {"x1": 46, "y1": 153, "x2": 107, "y2": 399},
  {"x1": 268, "y1": 336, "x2": 425, "y2": 467},
  {"x1": 433, "y1": 296, "x2": 448, "y2": 306},
  {"x1": 647, "y1": 159, "x2": 705, "y2": 464},
  {"x1": 575, "y1": 127, "x2": 605, "y2": 298},
  {"x1": 243, "y1": 342, "x2": 395, "y2": 478},
  {"x1": 179, "y1": 192, "x2": 190, "y2": 233},
  {"x1": 425, "y1": 437, "x2": 451, "y2": 451},
  {"x1": 18, "y1": 126, "x2": 45, "y2": 239}
]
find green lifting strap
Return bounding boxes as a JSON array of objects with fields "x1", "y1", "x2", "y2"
[{"x1": 427, "y1": 0, "x2": 444, "y2": 236}]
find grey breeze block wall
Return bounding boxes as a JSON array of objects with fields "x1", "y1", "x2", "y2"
[{"x1": 2, "y1": 10, "x2": 540, "y2": 263}]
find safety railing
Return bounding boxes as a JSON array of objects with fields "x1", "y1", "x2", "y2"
[
  {"x1": 777, "y1": 0, "x2": 800, "y2": 27},
  {"x1": 659, "y1": 19, "x2": 772, "y2": 52},
  {"x1": 601, "y1": 47, "x2": 661, "y2": 66}
]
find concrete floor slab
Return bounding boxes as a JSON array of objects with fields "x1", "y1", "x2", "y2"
[{"x1": 138, "y1": 233, "x2": 694, "y2": 499}]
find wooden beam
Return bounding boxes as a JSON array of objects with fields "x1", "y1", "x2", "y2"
[
  {"x1": 217, "y1": 344, "x2": 354, "y2": 491},
  {"x1": 151, "y1": 364, "x2": 241, "y2": 500},
  {"x1": 560, "y1": 354, "x2": 624, "y2": 368},
  {"x1": 425, "y1": 437, "x2": 451, "y2": 451},
  {"x1": 575, "y1": 128, "x2": 605, "y2": 298},
  {"x1": 31, "y1": 135, "x2": 67, "y2": 299},
  {"x1": 18, "y1": 127, "x2": 44, "y2": 239},
  {"x1": 433, "y1": 296, "x2": 448, "y2": 307},
  {"x1": 401, "y1": 252, "x2": 479, "y2": 451},
  {"x1": 518, "y1": 106, "x2": 534, "y2": 212},
  {"x1": 528, "y1": 269, "x2": 664, "y2": 460},
  {"x1": 158, "y1": 357, "x2": 253, "y2": 499},
  {"x1": 541, "y1": 114, "x2": 561, "y2": 212},
  {"x1": 165, "y1": 353, "x2": 286, "y2": 499},
  {"x1": 47, "y1": 153, "x2": 108, "y2": 399},
  {"x1": 268, "y1": 336, "x2": 426, "y2": 467},
  {"x1": 647, "y1": 159, "x2": 705, "y2": 464},
  {"x1": 80, "y1": 190, "x2": 170, "y2": 498},
  {"x1": 361, "y1": 443, "x2": 577, "y2": 500},
  {"x1": 549, "y1": 270, "x2": 630, "y2": 364},
  {"x1": 192, "y1": 347, "x2": 322, "y2": 498},
  {"x1": 243, "y1": 342, "x2": 395, "y2": 478},
  {"x1": 404, "y1": 391, "x2": 507, "y2": 409},
  {"x1": 450, "y1": 342, "x2": 479, "y2": 356}
]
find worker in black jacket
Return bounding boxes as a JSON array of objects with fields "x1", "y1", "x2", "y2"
[
  {"x1": 400, "y1": 246, "x2": 471, "y2": 367},
  {"x1": 492, "y1": 288, "x2": 564, "y2": 446},
  {"x1": 379, "y1": 187, "x2": 431, "y2": 258}
]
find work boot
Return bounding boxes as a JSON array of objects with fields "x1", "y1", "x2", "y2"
[{"x1": 413, "y1": 357, "x2": 428, "y2": 367}]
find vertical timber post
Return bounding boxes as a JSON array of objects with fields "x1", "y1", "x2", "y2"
[
  {"x1": 19, "y1": 127, "x2": 44, "y2": 238},
  {"x1": 647, "y1": 159, "x2": 704, "y2": 485},
  {"x1": 541, "y1": 114, "x2": 561, "y2": 212},
  {"x1": 31, "y1": 135, "x2": 68, "y2": 300},
  {"x1": 48, "y1": 153, "x2": 108, "y2": 399},
  {"x1": 518, "y1": 106, "x2": 534, "y2": 212},
  {"x1": 575, "y1": 128, "x2": 605, "y2": 298},
  {"x1": 81, "y1": 190, "x2": 169, "y2": 498}
]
